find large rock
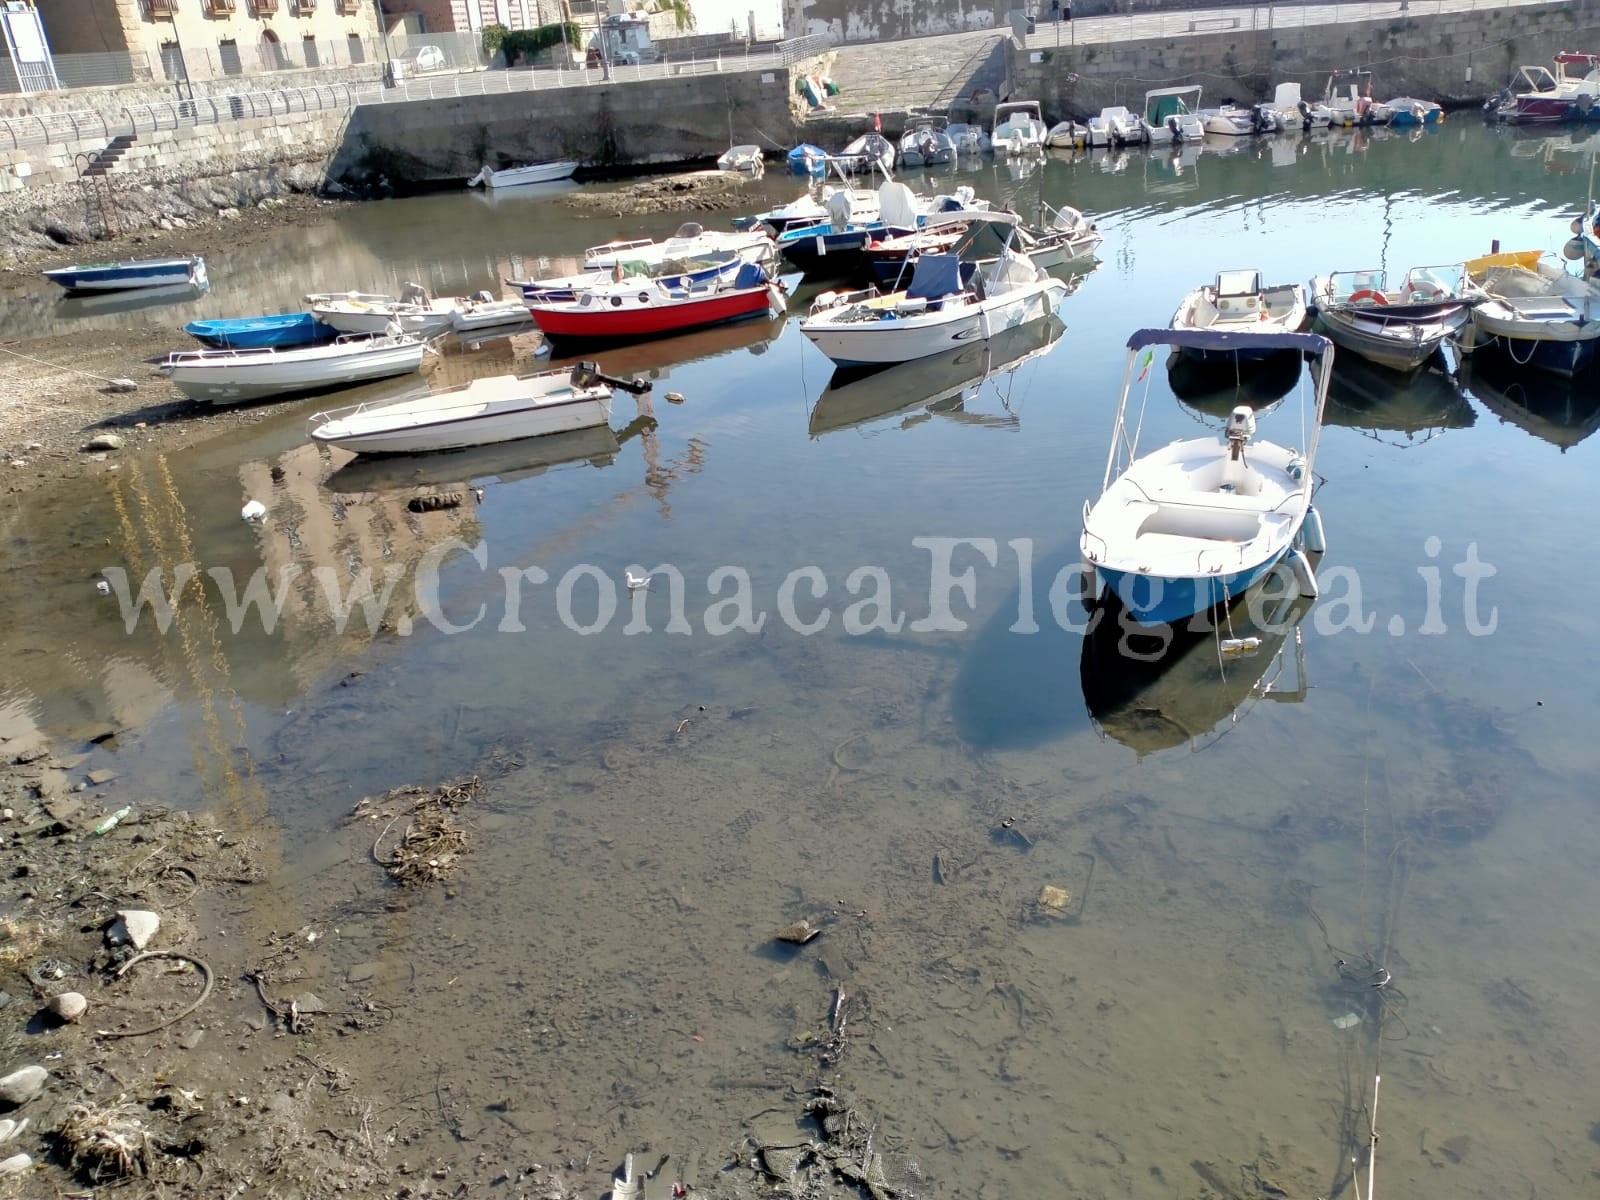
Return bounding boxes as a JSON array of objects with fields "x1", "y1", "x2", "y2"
[
  {"x1": 0, "y1": 1152, "x2": 30, "y2": 1175},
  {"x1": 0, "y1": 1066, "x2": 47, "y2": 1110},
  {"x1": 45, "y1": 992, "x2": 87, "y2": 1024},
  {"x1": 81, "y1": 433, "x2": 124, "y2": 452},
  {"x1": 0, "y1": 1117, "x2": 26, "y2": 1144},
  {"x1": 109, "y1": 909, "x2": 160, "y2": 950}
]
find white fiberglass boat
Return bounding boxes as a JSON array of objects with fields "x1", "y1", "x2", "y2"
[
  {"x1": 799, "y1": 222, "x2": 1068, "y2": 367},
  {"x1": 162, "y1": 333, "x2": 427, "y2": 405},
  {"x1": 1461, "y1": 249, "x2": 1600, "y2": 377},
  {"x1": 1309, "y1": 265, "x2": 1471, "y2": 372},
  {"x1": 583, "y1": 222, "x2": 773, "y2": 270},
  {"x1": 309, "y1": 364, "x2": 615, "y2": 454},
  {"x1": 308, "y1": 285, "x2": 475, "y2": 338},
  {"x1": 1325, "y1": 70, "x2": 1391, "y2": 126},
  {"x1": 1143, "y1": 86, "x2": 1205, "y2": 145},
  {"x1": 1080, "y1": 327, "x2": 1333, "y2": 627},
  {"x1": 1020, "y1": 203, "x2": 1102, "y2": 267},
  {"x1": 992, "y1": 101, "x2": 1048, "y2": 157},
  {"x1": 1044, "y1": 120, "x2": 1086, "y2": 149},
  {"x1": 1171, "y1": 270, "x2": 1309, "y2": 353},
  {"x1": 466, "y1": 160, "x2": 580, "y2": 189},
  {"x1": 1270, "y1": 82, "x2": 1333, "y2": 130},
  {"x1": 1202, "y1": 102, "x2": 1269, "y2": 136},
  {"x1": 716, "y1": 144, "x2": 764, "y2": 172}
]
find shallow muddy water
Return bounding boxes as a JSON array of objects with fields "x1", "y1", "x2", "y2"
[{"x1": 4, "y1": 121, "x2": 1600, "y2": 1198}]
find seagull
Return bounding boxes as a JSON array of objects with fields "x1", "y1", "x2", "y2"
[
  {"x1": 241, "y1": 499, "x2": 267, "y2": 522},
  {"x1": 624, "y1": 568, "x2": 654, "y2": 592}
]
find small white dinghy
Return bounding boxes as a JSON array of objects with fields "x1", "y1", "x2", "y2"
[
  {"x1": 162, "y1": 332, "x2": 428, "y2": 405},
  {"x1": 309, "y1": 362, "x2": 632, "y2": 455},
  {"x1": 466, "y1": 160, "x2": 580, "y2": 189},
  {"x1": 1080, "y1": 327, "x2": 1334, "y2": 628},
  {"x1": 1171, "y1": 269, "x2": 1309, "y2": 361},
  {"x1": 716, "y1": 144, "x2": 764, "y2": 173},
  {"x1": 308, "y1": 285, "x2": 460, "y2": 338}
]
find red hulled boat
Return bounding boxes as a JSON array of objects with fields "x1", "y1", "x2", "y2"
[{"x1": 527, "y1": 261, "x2": 784, "y2": 342}]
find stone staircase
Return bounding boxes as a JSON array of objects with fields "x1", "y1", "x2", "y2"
[
  {"x1": 822, "y1": 29, "x2": 1012, "y2": 121},
  {"x1": 79, "y1": 133, "x2": 137, "y2": 177}
]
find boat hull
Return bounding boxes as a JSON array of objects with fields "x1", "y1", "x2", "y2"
[
  {"x1": 1096, "y1": 555, "x2": 1285, "y2": 628},
  {"x1": 312, "y1": 394, "x2": 611, "y2": 455},
  {"x1": 801, "y1": 286, "x2": 1063, "y2": 368},
  {"x1": 314, "y1": 306, "x2": 456, "y2": 338},
  {"x1": 529, "y1": 286, "x2": 776, "y2": 342},
  {"x1": 472, "y1": 161, "x2": 579, "y2": 188},
  {"x1": 165, "y1": 341, "x2": 426, "y2": 405},
  {"x1": 1314, "y1": 306, "x2": 1461, "y2": 373},
  {"x1": 44, "y1": 256, "x2": 204, "y2": 293},
  {"x1": 779, "y1": 227, "x2": 909, "y2": 276},
  {"x1": 1470, "y1": 329, "x2": 1599, "y2": 377}
]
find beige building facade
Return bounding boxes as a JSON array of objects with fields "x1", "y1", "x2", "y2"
[{"x1": 37, "y1": 0, "x2": 383, "y2": 83}]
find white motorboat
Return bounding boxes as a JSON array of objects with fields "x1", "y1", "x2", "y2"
[
  {"x1": 583, "y1": 222, "x2": 773, "y2": 270},
  {"x1": 947, "y1": 123, "x2": 993, "y2": 155},
  {"x1": 1325, "y1": 70, "x2": 1392, "y2": 126},
  {"x1": 1044, "y1": 120, "x2": 1086, "y2": 149},
  {"x1": 992, "y1": 101, "x2": 1048, "y2": 156},
  {"x1": 1085, "y1": 110, "x2": 1114, "y2": 148},
  {"x1": 1080, "y1": 327, "x2": 1333, "y2": 627},
  {"x1": 308, "y1": 363, "x2": 615, "y2": 454},
  {"x1": 1143, "y1": 86, "x2": 1205, "y2": 145},
  {"x1": 899, "y1": 115, "x2": 957, "y2": 168},
  {"x1": 1491, "y1": 53, "x2": 1600, "y2": 123},
  {"x1": 1019, "y1": 202, "x2": 1102, "y2": 267},
  {"x1": 1101, "y1": 106, "x2": 1148, "y2": 146},
  {"x1": 716, "y1": 144, "x2": 764, "y2": 172},
  {"x1": 1309, "y1": 265, "x2": 1472, "y2": 372},
  {"x1": 466, "y1": 160, "x2": 580, "y2": 189},
  {"x1": 1460, "y1": 249, "x2": 1600, "y2": 377},
  {"x1": 1171, "y1": 269, "x2": 1309, "y2": 354},
  {"x1": 1269, "y1": 82, "x2": 1333, "y2": 130},
  {"x1": 161, "y1": 333, "x2": 427, "y2": 405},
  {"x1": 799, "y1": 221, "x2": 1068, "y2": 367},
  {"x1": 307, "y1": 285, "x2": 463, "y2": 338},
  {"x1": 838, "y1": 132, "x2": 897, "y2": 176},
  {"x1": 1201, "y1": 102, "x2": 1268, "y2": 136},
  {"x1": 450, "y1": 294, "x2": 535, "y2": 333}
]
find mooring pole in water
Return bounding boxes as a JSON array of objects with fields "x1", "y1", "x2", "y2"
[{"x1": 1490, "y1": 239, "x2": 1500, "y2": 255}]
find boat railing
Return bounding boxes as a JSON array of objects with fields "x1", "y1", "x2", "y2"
[{"x1": 584, "y1": 238, "x2": 656, "y2": 260}]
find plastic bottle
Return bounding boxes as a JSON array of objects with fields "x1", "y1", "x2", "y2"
[{"x1": 92, "y1": 807, "x2": 132, "y2": 836}]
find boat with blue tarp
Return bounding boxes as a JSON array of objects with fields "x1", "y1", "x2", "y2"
[{"x1": 184, "y1": 312, "x2": 336, "y2": 350}]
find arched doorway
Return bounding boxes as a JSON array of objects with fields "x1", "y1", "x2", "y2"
[{"x1": 260, "y1": 28, "x2": 289, "y2": 71}]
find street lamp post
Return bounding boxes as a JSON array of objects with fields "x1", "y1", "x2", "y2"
[{"x1": 374, "y1": 0, "x2": 395, "y2": 81}]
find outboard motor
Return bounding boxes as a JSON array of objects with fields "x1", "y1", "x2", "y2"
[
  {"x1": 1298, "y1": 99, "x2": 1311, "y2": 125},
  {"x1": 1224, "y1": 405, "x2": 1256, "y2": 461}
]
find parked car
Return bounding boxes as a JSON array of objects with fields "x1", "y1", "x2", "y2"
[{"x1": 404, "y1": 44, "x2": 448, "y2": 73}]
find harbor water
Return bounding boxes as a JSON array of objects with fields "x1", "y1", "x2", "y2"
[{"x1": 3, "y1": 119, "x2": 1599, "y2": 1198}]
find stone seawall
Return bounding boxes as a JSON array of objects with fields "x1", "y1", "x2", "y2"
[
  {"x1": 1011, "y1": 0, "x2": 1600, "y2": 120},
  {"x1": 327, "y1": 67, "x2": 807, "y2": 186},
  {"x1": 0, "y1": 109, "x2": 348, "y2": 264}
]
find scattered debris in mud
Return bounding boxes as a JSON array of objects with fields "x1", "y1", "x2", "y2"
[
  {"x1": 562, "y1": 169, "x2": 767, "y2": 216},
  {"x1": 355, "y1": 774, "x2": 479, "y2": 887}
]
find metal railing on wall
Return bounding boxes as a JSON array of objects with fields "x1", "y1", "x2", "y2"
[{"x1": 0, "y1": 35, "x2": 830, "y2": 151}]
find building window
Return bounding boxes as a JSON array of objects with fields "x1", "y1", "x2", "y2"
[
  {"x1": 303, "y1": 35, "x2": 320, "y2": 66},
  {"x1": 158, "y1": 40, "x2": 185, "y2": 82},
  {"x1": 218, "y1": 38, "x2": 243, "y2": 75},
  {"x1": 347, "y1": 33, "x2": 365, "y2": 63},
  {"x1": 261, "y1": 28, "x2": 290, "y2": 69}
]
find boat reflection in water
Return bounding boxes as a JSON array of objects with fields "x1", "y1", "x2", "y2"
[
  {"x1": 53, "y1": 280, "x2": 210, "y2": 320},
  {"x1": 322, "y1": 417, "x2": 652, "y2": 495},
  {"x1": 1168, "y1": 343, "x2": 1304, "y2": 417},
  {"x1": 1080, "y1": 562, "x2": 1314, "y2": 757},
  {"x1": 809, "y1": 314, "x2": 1066, "y2": 437},
  {"x1": 1460, "y1": 347, "x2": 1600, "y2": 451},
  {"x1": 1323, "y1": 353, "x2": 1475, "y2": 445}
]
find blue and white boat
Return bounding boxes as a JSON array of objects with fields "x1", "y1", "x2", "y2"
[
  {"x1": 184, "y1": 312, "x2": 335, "y2": 350},
  {"x1": 787, "y1": 143, "x2": 828, "y2": 177},
  {"x1": 776, "y1": 181, "x2": 988, "y2": 277},
  {"x1": 1080, "y1": 328, "x2": 1333, "y2": 628},
  {"x1": 1384, "y1": 97, "x2": 1442, "y2": 126},
  {"x1": 1461, "y1": 249, "x2": 1600, "y2": 377},
  {"x1": 43, "y1": 255, "x2": 206, "y2": 293}
]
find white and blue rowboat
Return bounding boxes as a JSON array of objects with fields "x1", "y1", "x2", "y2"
[
  {"x1": 185, "y1": 312, "x2": 335, "y2": 350},
  {"x1": 44, "y1": 255, "x2": 206, "y2": 293},
  {"x1": 1080, "y1": 328, "x2": 1333, "y2": 629},
  {"x1": 161, "y1": 332, "x2": 428, "y2": 406}
]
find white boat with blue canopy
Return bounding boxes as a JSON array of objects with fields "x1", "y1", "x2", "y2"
[{"x1": 1080, "y1": 327, "x2": 1333, "y2": 628}]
